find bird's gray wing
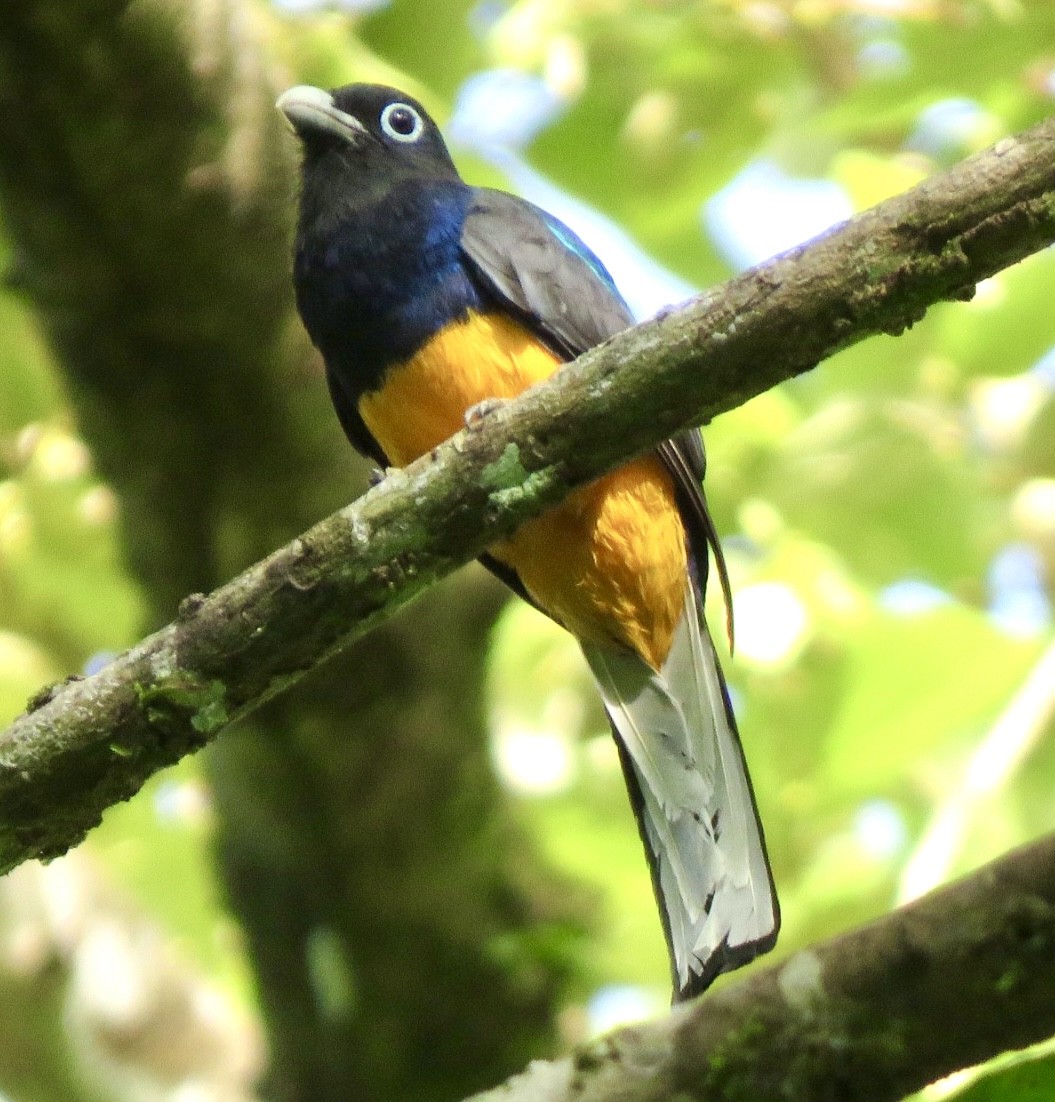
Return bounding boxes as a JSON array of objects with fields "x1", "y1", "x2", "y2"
[{"x1": 461, "y1": 187, "x2": 634, "y2": 355}]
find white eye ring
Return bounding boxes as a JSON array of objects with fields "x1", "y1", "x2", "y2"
[{"x1": 380, "y1": 102, "x2": 425, "y2": 143}]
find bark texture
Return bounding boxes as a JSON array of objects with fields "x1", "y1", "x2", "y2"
[{"x1": 468, "y1": 834, "x2": 1055, "y2": 1102}]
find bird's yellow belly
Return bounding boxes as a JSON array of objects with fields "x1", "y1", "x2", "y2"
[{"x1": 358, "y1": 311, "x2": 686, "y2": 669}]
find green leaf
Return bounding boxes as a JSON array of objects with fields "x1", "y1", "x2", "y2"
[
  {"x1": 823, "y1": 605, "x2": 1041, "y2": 795},
  {"x1": 942, "y1": 1047, "x2": 1055, "y2": 1102}
]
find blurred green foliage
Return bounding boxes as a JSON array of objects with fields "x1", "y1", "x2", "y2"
[
  {"x1": 949, "y1": 1046, "x2": 1055, "y2": 1102},
  {"x1": 2, "y1": 0, "x2": 1055, "y2": 1099}
]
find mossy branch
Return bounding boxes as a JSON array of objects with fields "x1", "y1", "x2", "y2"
[
  {"x1": 465, "y1": 832, "x2": 1055, "y2": 1102},
  {"x1": 2, "y1": 116, "x2": 1055, "y2": 873}
]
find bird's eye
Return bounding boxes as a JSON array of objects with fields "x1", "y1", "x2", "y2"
[{"x1": 380, "y1": 103, "x2": 425, "y2": 143}]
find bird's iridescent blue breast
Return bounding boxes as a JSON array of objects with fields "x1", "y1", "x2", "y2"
[{"x1": 293, "y1": 179, "x2": 485, "y2": 398}]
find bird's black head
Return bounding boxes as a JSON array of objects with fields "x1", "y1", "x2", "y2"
[
  {"x1": 277, "y1": 83, "x2": 460, "y2": 191},
  {"x1": 277, "y1": 83, "x2": 476, "y2": 394}
]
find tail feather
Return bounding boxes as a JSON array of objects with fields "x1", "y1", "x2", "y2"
[{"x1": 582, "y1": 582, "x2": 779, "y2": 1000}]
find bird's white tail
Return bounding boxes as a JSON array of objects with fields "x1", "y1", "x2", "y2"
[{"x1": 582, "y1": 582, "x2": 778, "y2": 999}]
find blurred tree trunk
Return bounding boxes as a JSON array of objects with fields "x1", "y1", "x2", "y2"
[{"x1": 0, "y1": 2, "x2": 588, "y2": 1100}]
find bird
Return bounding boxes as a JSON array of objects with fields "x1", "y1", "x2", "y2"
[{"x1": 277, "y1": 82, "x2": 779, "y2": 1001}]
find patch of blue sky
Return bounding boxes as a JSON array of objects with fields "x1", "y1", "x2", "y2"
[
  {"x1": 270, "y1": 0, "x2": 388, "y2": 10},
  {"x1": 83, "y1": 650, "x2": 116, "y2": 676},
  {"x1": 449, "y1": 69, "x2": 565, "y2": 153},
  {"x1": 1029, "y1": 343, "x2": 1055, "y2": 391},
  {"x1": 869, "y1": 551, "x2": 1049, "y2": 635},
  {"x1": 904, "y1": 98, "x2": 992, "y2": 159},
  {"x1": 854, "y1": 799, "x2": 908, "y2": 860},
  {"x1": 856, "y1": 37, "x2": 910, "y2": 80},
  {"x1": 886, "y1": 543, "x2": 1054, "y2": 636},
  {"x1": 703, "y1": 160, "x2": 853, "y2": 273},
  {"x1": 987, "y1": 543, "x2": 1052, "y2": 637},
  {"x1": 587, "y1": 984, "x2": 663, "y2": 1034},
  {"x1": 468, "y1": 0, "x2": 510, "y2": 40},
  {"x1": 845, "y1": 11, "x2": 910, "y2": 80},
  {"x1": 878, "y1": 579, "x2": 953, "y2": 616}
]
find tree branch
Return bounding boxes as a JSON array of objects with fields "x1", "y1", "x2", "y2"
[
  {"x1": 2, "y1": 115, "x2": 1055, "y2": 874},
  {"x1": 464, "y1": 831, "x2": 1055, "y2": 1102}
]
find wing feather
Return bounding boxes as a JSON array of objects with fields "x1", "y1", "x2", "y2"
[{"x1": 460, "y1": 188, "x2": 634, "y2": 355}]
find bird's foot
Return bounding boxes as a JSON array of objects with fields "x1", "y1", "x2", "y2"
[
  {"x1": 464, "y1": 396, "x2": 508, "y2": 429},
  {"x1": 368, "y1": 466, "x2": 401, "y2": 487}
]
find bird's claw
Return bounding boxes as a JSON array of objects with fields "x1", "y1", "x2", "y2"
[
  {"x1": 464, "y1": 396, "x2": 508, "y2": 429},
  {"x1": 368, "y1": 466, "x2": 393, "y2": 487}
]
